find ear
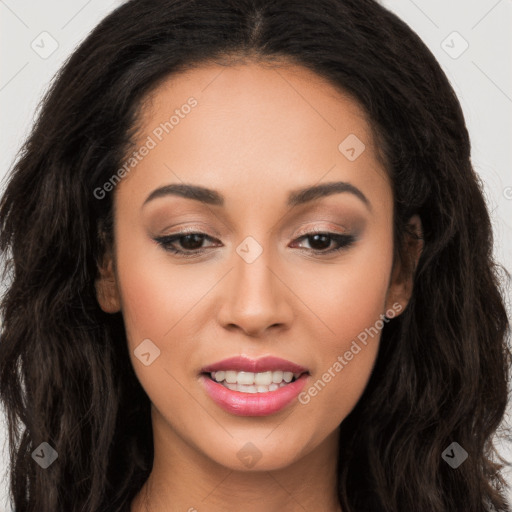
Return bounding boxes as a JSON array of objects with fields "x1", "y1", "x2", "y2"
[
  {"x1": 95, "y1": 250, "x2": 121, "y2": 313},
  {"x1": 385, "y1": 214, "x2": 423, "y2": 315}
]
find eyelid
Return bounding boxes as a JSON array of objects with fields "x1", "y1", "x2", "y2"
[
  {"x1": 159, "y1": 223, "x2": 350, "y2": 241},
  {"x1": 158, "y1": 224, "x2": 220, "y2": 238},
  {"x1": 293, "y1": 223, "x2": 350, "y2": 238}
]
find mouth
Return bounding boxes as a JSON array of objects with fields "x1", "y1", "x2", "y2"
[
  {"x1": 202, "y1": 370, "x2": 307, "y2": 394},
  {"x1": 199, "y1": 355, "x2": 311, "y2": 416}
]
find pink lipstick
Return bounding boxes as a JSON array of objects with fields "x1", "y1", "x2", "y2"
[{"x1": 200, "y1": 355, "x2": 310, "y2": 416}]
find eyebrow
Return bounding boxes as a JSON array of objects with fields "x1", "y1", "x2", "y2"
[{"x1": 143, "y1": 181, "x2": 371, "y2": 210}]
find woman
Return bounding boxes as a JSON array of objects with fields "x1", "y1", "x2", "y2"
[{"x1": 0, "y1": 0, "x2": 510, "y2": 510}]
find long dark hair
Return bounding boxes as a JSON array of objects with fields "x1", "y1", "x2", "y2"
[{"x1": 1, "y1": 0, "x2": 510, "y2": 510}]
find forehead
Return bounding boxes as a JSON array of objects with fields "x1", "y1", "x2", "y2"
[{"x1": 118, "y1": 60, "x2": 390, "y2": 209}]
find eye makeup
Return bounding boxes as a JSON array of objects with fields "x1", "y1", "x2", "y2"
[
  {"x1": 153, "y1": 228, "x2": 358, "y2": 259},
  {"x1": 144, "y1": 195, "x2": 368, "y2": 260}
]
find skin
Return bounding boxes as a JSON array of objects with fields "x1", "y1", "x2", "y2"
[{"x1": 96, "y1": 60, "x2": 422, "y2": 512}]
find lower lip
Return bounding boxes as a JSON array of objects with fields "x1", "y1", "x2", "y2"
[{"x1": 200, "y1": 373, "x2": 309, "y2": 416}]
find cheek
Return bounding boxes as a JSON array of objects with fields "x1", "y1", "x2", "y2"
[
  {"x1": 301, "y1": 233, "x2": 393, "y2": 352},
  {"x1": 114, "y1": 261, "x2": 170, "y2": 344},
  {"x1": 113, "y1": 227, "x2": 219, "y2": 399},
  {"x1": 294, "y1": 234, "x2": 393, "y2": 419},
  {"x1": 113, "y1": 242, "x2": 203, "y2": 416},
  {"x1": 114, "y1": 231, "x2": 211, "y2": 343}
]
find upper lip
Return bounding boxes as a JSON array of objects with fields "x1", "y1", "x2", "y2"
[{"x1": 200, "y1": 355, "x2": 309, "y2": 374}]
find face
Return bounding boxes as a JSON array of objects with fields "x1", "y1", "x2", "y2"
[{"x1": 96, "y1": 60, "x2": 416, "y2": 472}]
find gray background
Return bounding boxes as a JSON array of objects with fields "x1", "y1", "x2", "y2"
[{"x1": 1, "y1": 0, "x2": 511, "y2": 510}]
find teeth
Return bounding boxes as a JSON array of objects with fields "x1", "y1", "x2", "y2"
[
  {"x1": 214, "y1": 370, "x2": 225, "y2": 382},
  {"x1": 225, "y1": 371, "x2": 237, "y2": 384},
  {"x1": 226, "y1": 381, "x2": 289, "y2": 393},
  {"x1": 209, "y1": 370, "x2": 302, "y2": 391},
  {"x1": 254, "y1": 371, "x2": 272, "y2": 386},
  {"x1": 272, "y1": 371, "x2": 283, "y2": 383},
  {"x1": 237, "y1": 372, "x2": 256, "y2": 385}
]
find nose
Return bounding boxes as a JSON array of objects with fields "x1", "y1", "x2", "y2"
[{"x1": 217, "y1": 245, "x2": 293, "y2": 338}]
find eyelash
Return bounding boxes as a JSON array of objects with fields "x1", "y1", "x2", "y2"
[{"x1": 153, "y1": 230, "x2": 356, "y2": 258}]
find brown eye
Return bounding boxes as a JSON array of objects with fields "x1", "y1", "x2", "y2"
[
  {"x1": 154, "y1": 232, "x2": 220, "y2": 257},
  {"x1": 291, "y1": 232, "x2": 356, "y2": 254},
  {"x1": 307, "y1": 233, "x2": 332, "y2": 251},
  {"x1": 176, "y1": 233, "x2": 207, "y2": 250},
  {"x1": 154, "y1": 231, "x2": 356, "y2": 259}
]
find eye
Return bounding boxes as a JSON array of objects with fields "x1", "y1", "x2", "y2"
[
  {"x1": 290, "y1": 232, "x2": 356, "y2": 254},
  {"x1": 154, "y1": 232, "x2": 219, "y2": 258},
  {"x1": 153, "y1": 230, "x2": 356, "y2": 258}
]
